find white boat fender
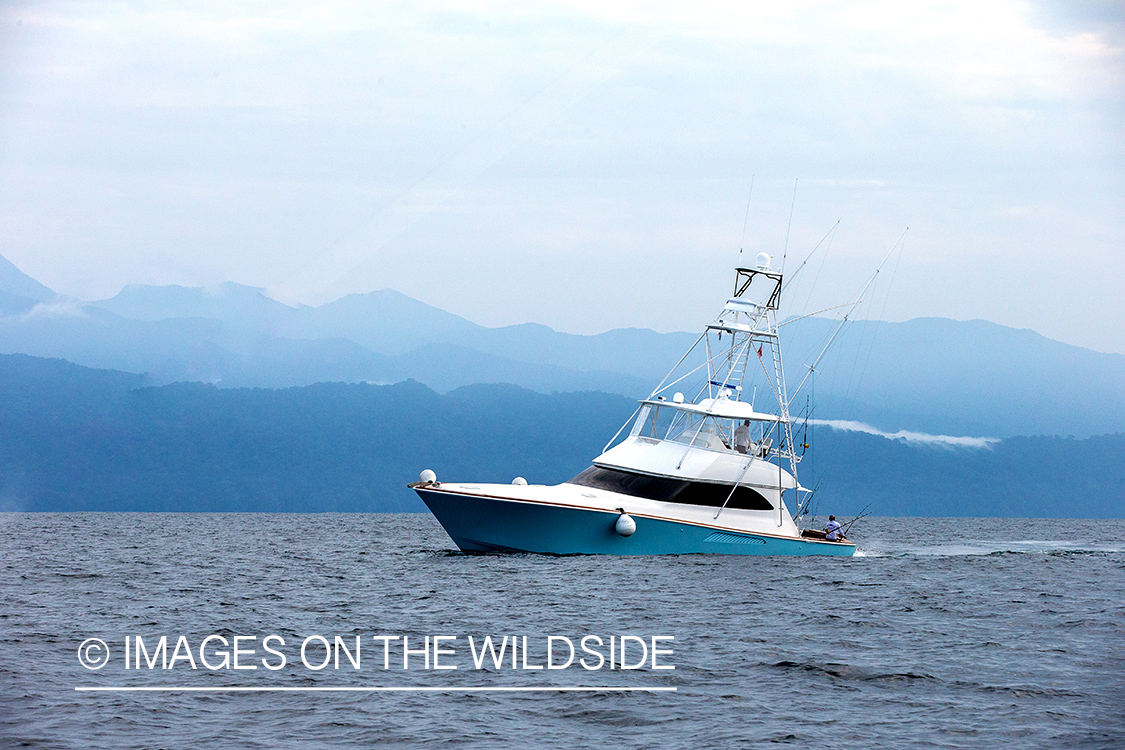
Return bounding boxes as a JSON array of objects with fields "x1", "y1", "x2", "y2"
[
  {"x1": 419, "y1": 469, "x2": 437, "y2": 486},
  {"x1": 614, "y1": 511, "x2": 636, "y2": 537}
]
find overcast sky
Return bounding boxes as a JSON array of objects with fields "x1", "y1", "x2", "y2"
[{"x1": 1, "y1": 0, "x2": 1122, "y2": 352}]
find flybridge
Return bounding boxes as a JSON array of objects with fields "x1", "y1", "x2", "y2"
[{"x1": 638, "y1": 396, "x2": 787, "y2": 424}]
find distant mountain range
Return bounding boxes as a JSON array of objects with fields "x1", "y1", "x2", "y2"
[
  {"x1": 0, "y1": 254, "x2": 56, "y2": 315},
  {"x1": 1, "y1": 353, "x2": 1120, "y2": 517},
  {"x1": 1, "y1": 253, "x2": 1122, "y2": 438}
]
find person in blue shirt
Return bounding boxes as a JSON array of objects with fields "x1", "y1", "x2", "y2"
[{"x1": 825, "y1": 515, "x2": 843, "y2": 541}]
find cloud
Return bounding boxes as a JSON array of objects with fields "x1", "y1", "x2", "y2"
[
  {"x1": 811, "y1": 418, "x2": 1000, "y2": 449},
  {"x1": 20, "y1": 299, "x2": 87, "y2": 320}
]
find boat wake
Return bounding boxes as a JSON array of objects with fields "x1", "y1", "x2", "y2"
[{"x1": 854, "y1": 540, "x2": 1125, "y2": 557}]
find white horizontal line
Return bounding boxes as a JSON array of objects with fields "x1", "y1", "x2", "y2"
[{"x1": 75, "y1": 686, "x2": 676, "y2": 693}]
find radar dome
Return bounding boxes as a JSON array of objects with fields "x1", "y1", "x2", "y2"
[{"x1": 756, "y1": 252, "x2": 771, "y2": 270}]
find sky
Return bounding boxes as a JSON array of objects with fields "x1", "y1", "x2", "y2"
[{"x1": 0, "y1": 0, "x2": 1122, "y2": 352}]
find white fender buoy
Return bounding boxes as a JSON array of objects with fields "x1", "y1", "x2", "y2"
[
  {"x1": 419, "y1": 469, "x2": 437, "y2": 485},
  {"x1": 615, "y1": 512, "x2": 636, "y2": 537},
  {"x1": 512, "y1": 477, "x2": 527, "y2": 485}
]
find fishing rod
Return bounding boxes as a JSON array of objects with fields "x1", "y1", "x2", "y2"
[
  {"x1": 841, "y1": 504, "x2": 872, "y2": 536},
  {"x1": 780, "y1": 219, "x2": 841, "y2": 295},
  {"x1": 806, "y1": 504, "x2": 870, "y2": 539},
  {"x1": 796, "y1": 476, "x2": 824, "y2": 518},
  {"x1": 800, "y1": 394, "x2": 810, "y2": 456}
]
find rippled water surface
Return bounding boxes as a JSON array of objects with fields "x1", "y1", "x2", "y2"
[{"x1": 2, "y1": 514, "x2": 1123, "y2": 749}]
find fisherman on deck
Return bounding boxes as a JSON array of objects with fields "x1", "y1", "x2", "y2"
[
  {"x1": 825, "y1": 515, "x2": 843, "y2": 541},
  {"x1": 733, "y1": 419, "x2": 752, "y2": 454}
]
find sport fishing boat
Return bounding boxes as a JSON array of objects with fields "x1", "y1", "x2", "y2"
[{"x1": 411, "y1": 255, "x2": 855, "y2": 556}]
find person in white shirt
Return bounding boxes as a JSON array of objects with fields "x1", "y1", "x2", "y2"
[
  {"x1": 733, "y1": 420, "x2": 752, "y2": 454},
  {"x1": 825, "y1": 515, "x2": 843, "y2": 541}
]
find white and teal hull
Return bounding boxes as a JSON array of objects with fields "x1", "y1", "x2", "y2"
[{"x1": 415, "y1": 485, "x2": 855, "y2": 557}]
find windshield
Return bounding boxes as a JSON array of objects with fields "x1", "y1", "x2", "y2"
[
  {"x1": 631, "y1": 404, "x2": 778, "y2": 456},
  {"x1": 667, "y1": 413, "x2": 730, "y2": 451}
]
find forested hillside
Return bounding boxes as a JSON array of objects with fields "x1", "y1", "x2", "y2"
[{"x1": 1, "y1": 354, "x2": 1122, "y2": 517}]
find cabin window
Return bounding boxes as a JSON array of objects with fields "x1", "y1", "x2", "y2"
[{"x1": 568, "y1": 466, "x2": 773, "y2": 511}]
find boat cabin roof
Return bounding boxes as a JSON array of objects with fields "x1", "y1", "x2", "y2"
[{"x1": 640, "y1": 396, "x2": 787, "y2": 424}]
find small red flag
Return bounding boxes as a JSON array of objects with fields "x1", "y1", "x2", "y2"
[{"x1": 757, "y1": 346, "x2": 763, "y2": 358}]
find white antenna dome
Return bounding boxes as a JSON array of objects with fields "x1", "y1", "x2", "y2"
[{"x1": 756, "y1": 252, "x2": 771, "y2": 270}]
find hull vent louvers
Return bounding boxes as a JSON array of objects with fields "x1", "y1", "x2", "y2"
[{"x1": 704, "y1": 531, "x2": 766, "y2": 545}]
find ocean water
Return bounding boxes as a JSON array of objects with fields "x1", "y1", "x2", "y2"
[{"x1": 1, "y1": 513, "x2": 1123, "y2": 749}]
